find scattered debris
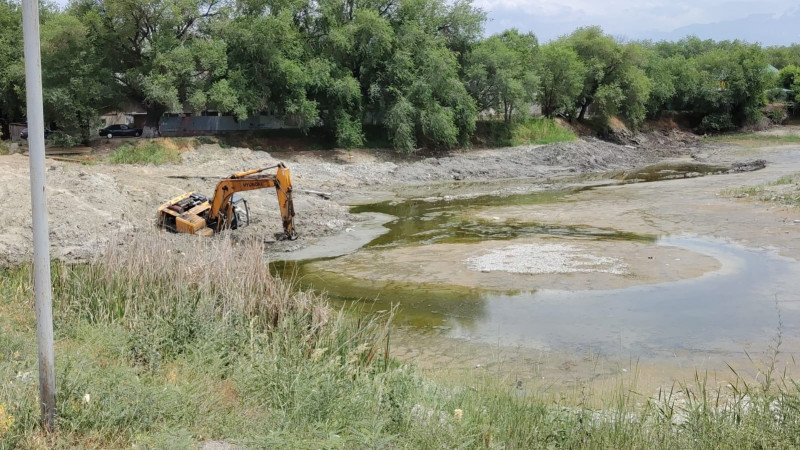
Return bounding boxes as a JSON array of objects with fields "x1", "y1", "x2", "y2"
[{"x1": 464, "y1": 243, "x2": 629, "y2": 275}]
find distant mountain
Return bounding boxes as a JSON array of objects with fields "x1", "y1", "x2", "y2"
[{"x1": 650, "y1": 9, "x2": 800, "y2": 45}]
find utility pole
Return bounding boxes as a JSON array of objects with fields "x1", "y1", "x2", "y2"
[{"x1": 21, "y1": 0, "x2": 56, "y2": 431}]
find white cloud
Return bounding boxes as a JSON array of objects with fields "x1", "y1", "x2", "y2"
[{"x1": 480, "y1": 0, "x2": 800, "y2": 39}]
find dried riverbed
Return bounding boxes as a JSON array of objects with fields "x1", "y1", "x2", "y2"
[
  {"x1": 2, "y1": 129, "x2": 799, "y2": 392},
  {"x1": 275, "y1": 134, "x2": 800, "y2": 391}
]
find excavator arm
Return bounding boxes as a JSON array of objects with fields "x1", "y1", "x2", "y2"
[{"x1": 208, "y1": 163, "x2": 297, "y2": 239}]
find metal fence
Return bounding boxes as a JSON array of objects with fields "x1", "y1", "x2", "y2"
[{"x1": 159, "y1": 115, "x2": 295, "y2": 136}]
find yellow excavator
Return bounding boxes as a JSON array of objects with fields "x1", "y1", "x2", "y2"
[{"x1": 157, "y1": 163, "x2": 297, "y2": 240}]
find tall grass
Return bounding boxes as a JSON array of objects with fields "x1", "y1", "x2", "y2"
[
  {"x1": 474, "y1": 118, "x2": 576, "y2": 147},
  {"x1": 511, "y1": 117, "x2": 577, "y2": 145},
  {"x1": 1, "y1": 234, "x2": 800, "y2": 447},
  {"x1": 108, "y1": 140, "x2": 183, "y2": 165}
]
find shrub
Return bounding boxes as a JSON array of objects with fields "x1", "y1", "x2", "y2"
[
  {"x1": 49, "y1": 132, "x2": 81, "y2": 148},
  {"x1": 699, "y1": 113, "x2": 737, "y2": 132},
  {"x1": 764, "y1": 106, "x2": 788, "y2": 124}
]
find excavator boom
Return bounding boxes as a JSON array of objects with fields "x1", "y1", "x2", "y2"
[{"x1": 157, "y1": 163, "x2": 297, "y2": 239}]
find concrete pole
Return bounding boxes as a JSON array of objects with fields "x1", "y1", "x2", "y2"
[{"x1": 21, "y1": 0, "x2": 56, "y2": 431}]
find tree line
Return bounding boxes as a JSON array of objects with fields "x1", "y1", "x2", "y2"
[{"x1": 1, "y1": 0, "x2": 799, "y2": 151}]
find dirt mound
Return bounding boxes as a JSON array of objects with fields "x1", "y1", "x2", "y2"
[
  {"x1": 0, "y1": 148, "x2": 354, "y2": 266},
  {"x1": 0, "y1": 137, "x2": 701, "y2": 266}
]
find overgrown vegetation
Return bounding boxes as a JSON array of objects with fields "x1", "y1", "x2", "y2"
[
  {"x1": 108, "y1": 140, "x2": 183, "y2": 165},
  {"x1": 511, "y1": 118, "x2": 577, "y2": 145},
  {"x1": 2, "y1": 1, "x2": 799, "y2": 151},
  {"x1": 473, "y1": 118, "x2": 575, "y2": 147},
  {"x1": 2, "y1": 235, "x2": 800, "y2": 447},
  {"x1": 721, "y1": 172, "x2": 800, "y2": 207}
]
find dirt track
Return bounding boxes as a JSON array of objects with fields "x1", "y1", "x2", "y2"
[{"x1": 0, "y1": 131, "x2": 760, "y2": 266}]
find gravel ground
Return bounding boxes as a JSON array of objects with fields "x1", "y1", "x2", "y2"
[{"x1": 0, "y1": 132, "x2": 708, "y2": 266}]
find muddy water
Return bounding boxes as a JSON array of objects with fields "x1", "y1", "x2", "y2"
[{"x1": 274, "y1": 164, "x2": 800, "y2": 378}]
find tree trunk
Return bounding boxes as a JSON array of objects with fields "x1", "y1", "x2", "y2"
[
  {"x1": 0, "y1": 120, "x2": 9, "y2": 141},
  {"x1": 504, "y1": 101, "x2": 512, "y2": 124},
  {"x1": 542, "y1": 99, "x2": 553, "y2": 118},
  {"x1": 142, "y1": 106, "x2": 164, "y2": 138},
  {"x1": 578, "y1": 100, "x2": 590, "y2": 121}
]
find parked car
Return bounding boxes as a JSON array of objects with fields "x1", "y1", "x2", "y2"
[
  {"x1": 20, "y1": 128, "x2": 54, "y2": 139},
  {"x1": 99, "y1": 124, "x2": 142, "y2": 138}
]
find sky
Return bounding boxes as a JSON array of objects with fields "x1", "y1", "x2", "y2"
[
  {"x1": 478, "y1": 0, "x2": 800, "y2": 45},
  {"x1": 50, "y1": 0, "x2": 800, "y2": 45}
]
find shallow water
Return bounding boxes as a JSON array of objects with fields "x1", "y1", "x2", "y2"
[
  {"x1": 350, "y1": 188, "x2": 654, "y2": 248},
  {"x1": 274, "y1": 164, "x2": 800, "y2": 362},
  {"x1": 276, "y1": 236, "x2": 800, "y2": 358}
]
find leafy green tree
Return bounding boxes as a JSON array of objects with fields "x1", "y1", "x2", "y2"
[
  {"x1": 221, "y1": 10, "x2": 326, "y2": 133},
  {"x1": 691, "y1": 43, "x2": 768, "y2": 130},
  {"x1": 777, "y1": 65, "x2": 800, "y2": 113},
  {"x1": 380, "y1": 24, "x2": 477, "y2": 151},
  {"x1": 224, "y1": 0, "x2": 481, "y2": 151},
  {"x1": 0, "y1": 0, "x2": 24, "y2": 140},
  {"x1": 536, "y1": 42, "x2": 585, "y2": 117},
  {"x1": 301, "y1": 0, "x2": 482, "y2": 150},
  {"x1": 565, "y1": 26, "x2": 624, "y2": 121},
  {"x1": 466, "y1": 29, "x2": 539, "y2": 123},
  {"x1": 72, "y1": 0, "x2": 240, "y2": 136},
  {"x1": 766, "y1": 44, "x2": 800, "y2": 70},
  {"x1": 40, "y1": 13, "x2": 117, "y2": 143},
  {"x1": 778, "y1": 65, "x2": 800, "y2": 90},
  {"x1": 617, "y1": 65, "x2": 651, "y2": 128},
  {"x1": 564, "y1": 27, "x2": 651, "y2": 129}
]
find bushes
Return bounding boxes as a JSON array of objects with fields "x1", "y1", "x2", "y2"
[
  {"x1": 49, "y1": 132, "x2": 81, "y2": 148},
  {"x1": 699, "y1": 113, "x2": 737, "y2": 132}
]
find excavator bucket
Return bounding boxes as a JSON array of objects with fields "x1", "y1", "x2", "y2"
[{"x1": 275, "y1": 165, "x2": 298, "y2": 240}]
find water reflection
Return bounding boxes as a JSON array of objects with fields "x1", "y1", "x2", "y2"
[{"x1": 276, "y1": 237, "x2": 800, "y2": 358}]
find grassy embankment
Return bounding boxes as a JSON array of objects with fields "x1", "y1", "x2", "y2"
[
  {"x1": 474, "y1": 118, "x2": 577, "y2": 148},
  {"x1": 108, "y1": 139, "x2": 190, "y2": 165},
  {"x1": 704, "y1": 133, "x2": 800, "y2": 147},
  {"x1": 2, "y1": 235, "x2": 799, "y2": 448},
  {"x1": 722, "y1": 172, "x2": 800, "y2": 207}
]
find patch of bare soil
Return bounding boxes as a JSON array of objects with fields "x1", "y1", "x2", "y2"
[
  {"x1": 0, "y1": 132, "x2": 732, "y2": 266},
  {"x1": 0, "y1": 148, "x2": 352, "y2": 266},
  {"x1": 308, "y1": 237, "x2": 720, "y2": 292}
]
